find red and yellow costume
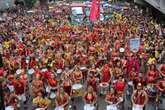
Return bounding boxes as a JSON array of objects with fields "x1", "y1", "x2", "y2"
[
  {"x1": 55, "y1": 93, "x2": 69, "y2": 110},
  {"x1": 20, "y1": 72, "x2": 28, "y2": 87},
  {"x1": 9, "y1": 94, "x2": 19, "y2": 110},
  {"x1": 133, "y1": 90, "x2": 146, "y2": 105},
  {"x1": 102, "y1": 64, "x2": 111, "y2": 83},
  {"x1": 55, "y1": 58, "x2": 64, "y2": 70},
  {"x1": 12, "y1": 79, "x2": 25, "y2": 96},
  {"x1": 156, "y1": 80, "x2": 165, "y2": 92},
  {"x1": 111, "y1": 49, "x2": 119, "y2": 58},
  {"x1": 84, "y1": 92, "x2": 97, "y2": 104},
  {"x1": 113, "y1": 67, "x2": 122, "y2": 79},
  {"x1": 32, "y1": 75, "x2": 44, "y2": 97},
  {"x1": 106, "y1": 92, "x2": 118, "y2": 104},
  {"x1": 147, "y1": 70, "x2": 158, "y2": 82},
  {"x1": 160, "y1": 64, "x2": 165, "y2": 76},
  {"x1": 73, "y1": 71, "x2": 83, "y2": 83},
  {"x1": 130, "y1": 70, "x2": 138, "y2": 81},
  {"x1": 88, "y1": 76, "x2": 97, "y2": 92},
  {"x1": 113, "y1": 79, "x2": 125, "y2": 97},
  {"x1": 29, "y1": 58, "x2": 37, "y2": 68},
  {"x1": 47, "y1": 78, "x2": 58, "y2": 88},
  {"x1": 63, "y1": 79, "x2": 72, "y2": 95}
]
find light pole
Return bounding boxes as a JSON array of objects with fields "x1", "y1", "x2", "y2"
[
  {"x1": 0, "y1": 81, "x2": 5, "y2": 110},
  {"x1": 0, "y1": 54, "x2": 4, "y2": 110}
]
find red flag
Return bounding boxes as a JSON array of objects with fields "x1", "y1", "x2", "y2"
[
  {"x1": 97, "y1": 0, "x2": 100, "y2": 20},
  {"x1": 90, "y1": 0, "x2": 100, "y2": 22}
]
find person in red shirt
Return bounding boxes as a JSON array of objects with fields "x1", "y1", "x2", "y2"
[
  {"x1": 114, "y1": 39, "x2": 121, "y2": 50},
  {"x1": 160, "y1": 64, "x2": 165, "y2": 77},
  {"x1": 111, "y1": 49, "x2": 119, "y2": 58},
  {"x1": 46, "y1": 73, "x2": 58, "y2": 99},
  {"x1": 12, "y1": 79, "x2": 26, "y2": 102},
  {"x1": 83, "y1": 86, "x2": 97, "y2": 105},
  {"x1": 63, "y1": 77, "x2": 72, "y2": 96},
  {"x1": 55, "y1": 87, "x2": 69, "y2": 110},
  {"x1": 47, "y1": 73, "x2": 58, "y2": 90},
  {"x1": 129, "y1": 67, "x2": 138, "y2": 81},
  {"x1": 131, "y1": 83, "x2": 148, "y2": 110},
  {"x1": 55, "y1": 55, "x2": 65, "y2": 70},
  {"x1": 21, "y1": 56, "x2": 26, "y2": 69},
  {"x1": 101, "y1": 64, "x2": 112, "y2": 83},
  {"x1": 147, "y1": 64, "x2": 159, "y2": 83},
  {"x1": 72, "y1": 67, "x2": 83, "y2": 83},
  {"x1": 105, "y1": 88, "x2": 121, "y2": 105},
  {"x1": 0, "y1": 67, "x2": 4, "y2": 78},
  {"x1": 156, "y1": 77, "x2": 165, "y2": 107},
  {"x1": 113, "y1": 75, "x2": 125, "y2": 98},
  {"x1": 156, "y1": 78, "x2": 165, "y2": 92},
  {"x1": 8, "y1": 93, "x2": 19, "y2": 110},
  {"x1": 32, "y1": 73, "x2": 44, "y2": 97},
  {"x1": 43, "y1": 68, "x2": 53, "y2": 80},
  {"x1": 113, "y1": 60, "x2": 123, "y2": 79},
  {"x1": 87, "y1": 73, "x2": 98, "y2": 93},
  {"x1": 19, "y1": 69, "x2": 28, "y2": 86},
  {"x1": 61, "y1": 71, "x2": 70, "y2": 81},
  {"x1": 29, "y1": 57, "x2": 37, "y2": 68}
]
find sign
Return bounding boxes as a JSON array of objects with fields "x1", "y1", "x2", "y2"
[
  {"x1": 72, "y1": 7, "x2": 83, "y2": 15},
  {"x1": 129, "y1": 38, "x2": 140, "y2": 52}
]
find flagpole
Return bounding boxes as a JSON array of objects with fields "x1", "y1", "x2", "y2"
[
  {"x1": 0, "y1": 54, "x2": 4, "y2": 110},
  {"x1": 0, "y1": 83, "x2": 5, "y2": 110}
]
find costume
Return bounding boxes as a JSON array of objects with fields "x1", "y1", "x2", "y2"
[
  {"x1": 160, "y1": 64, "x2": 165, "y2": 76},
  {"x1": 84, "y1": 93, "x2": 96, "y2": 104},
  {"x1": 12, "y1": 79, "x2": 26, "y2": 102},
  {"x1": 88, "y1": 76, "x2": 97, "y2": 92},
  {"x1": 106, "y1": 92, "x2": 118, "y2": 104},
  {"x1": 147, "y1": 70, "x2": 158, "y2": 82},
  {"x1": 63, "y1": 80, "x2": 72, "y2": 95},
  {"x1": 102, "y1": 65, "x2": 111, "y2": 83},
  {"x1": 132, "y1": 90, "x2": 146, "y2": 110}
]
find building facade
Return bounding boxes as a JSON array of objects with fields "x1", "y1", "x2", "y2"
[{"x1": 0, "y1": 0, "x2": 15, "y2": 10}]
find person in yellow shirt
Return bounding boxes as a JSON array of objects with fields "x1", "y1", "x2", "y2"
[
  {"x1": 33, "y1": 91, "x2": 50, "y2": 109},
  {"x1": 144, "y1": 40, "x2": 149, "y2": 50},
  {"x1": 3, "y1": 40, "x2": 10, "y2": 49},
  {"x1": 147, "y1": 54, "x2": 156, "y2": 65},
  {"x1": 155, "y1": 50, "x2": 160, "y2": 59}
]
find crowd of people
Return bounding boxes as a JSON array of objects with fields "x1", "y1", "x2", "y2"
[{"x1": 0, "y1": 1, "x2": 165, "y2": 110}]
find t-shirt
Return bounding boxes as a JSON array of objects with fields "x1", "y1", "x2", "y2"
[
  {"x1": 147, "y1": 57, "x2": 156, "y2": 64},
  {"x1": 3, "y1": 41, "x2": 10, "y2": 49}
]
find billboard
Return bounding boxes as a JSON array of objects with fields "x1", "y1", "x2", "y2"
[{"x1": 129, "y1": 38, "x2": 140, "y2": 53}]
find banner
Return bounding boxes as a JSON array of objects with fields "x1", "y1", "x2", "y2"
[
  {"x1": 129, "y1": 38, "x2": 140, "y2": 52},
  {"x1": 71, "y1": 7, "x2": 83, "y2": 15}
]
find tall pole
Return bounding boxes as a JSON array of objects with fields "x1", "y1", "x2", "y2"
[{"x1": 0, "y1": 54, "x2": 4, "y2": 110}]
